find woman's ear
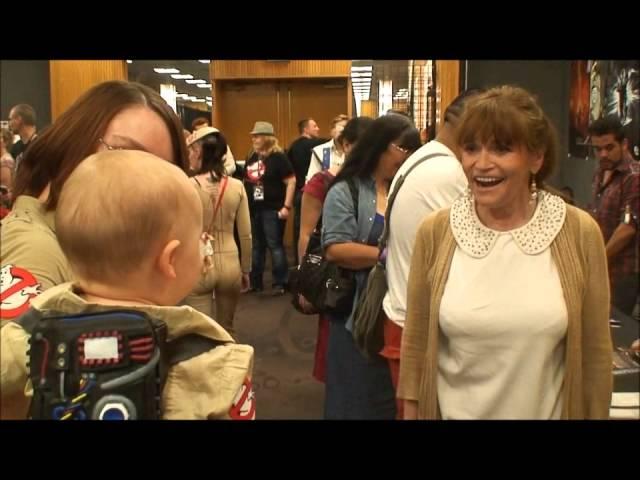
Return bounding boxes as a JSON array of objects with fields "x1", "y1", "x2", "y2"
[
  {"x1": 156, "y1": 239, "x2": 181, "y2": 279},
  {"x1": 530, "y1": 150, "x2": 545, "y2": 175}
]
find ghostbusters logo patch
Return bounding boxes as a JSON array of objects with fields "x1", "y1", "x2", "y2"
[
  {"x1": 1, "y1": 264, "x2": 42, "y2": 320},
  {"x1": 246, "y1": 160, "x2": 265, "y2": 183},
  {"x1": 229, "y1": 378, "x2": 256, "y2": 420}
]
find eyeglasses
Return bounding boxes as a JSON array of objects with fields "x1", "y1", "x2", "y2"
[
  {"x1": 391, "y1": 143, "x2": 410, "y2": 154},
  {"x1": 98, "y1": 137, "x2": 125, "y2": 151}
]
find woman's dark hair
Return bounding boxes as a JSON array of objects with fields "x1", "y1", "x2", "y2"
[
  {"x1": 338, "y1": 116, "x2": 374, "y2": 146},
  {"x1": 193, "y1": 132, "x2": 228, "y2": 178},
  {"x1": 332, "y1": 114, "x2": 420, "y2": 189},
  {"x1": 14, "y1": 80, "x2": 189, "y2": 211}
]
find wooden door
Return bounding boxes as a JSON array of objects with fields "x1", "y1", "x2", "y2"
[
  {"x1": 216, "y1": 81, "x2": 280, "y2": 160},
  {"x1": 284, "y1": 79, "x2": 349, "y2": 144},
  {"x1": 279, "y1": 79, "x2": 349, "y2": 247},
  {"x1": 214, "y1": 78, "x2": 350, "y2": 249}
]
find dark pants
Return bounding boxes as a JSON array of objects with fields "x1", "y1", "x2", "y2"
[
  {"x1": 293, "y1": 189, "x2": 303, "y2": 265},
  {"x1": 250, "y1": 208, "x2": 288, "y2": 289},
  {"x1": 613, "y1": 273, "x2": 639, "y2": 317},
  {"x1": 324, "y1": 316, "x2": 397, "y2": 420}
]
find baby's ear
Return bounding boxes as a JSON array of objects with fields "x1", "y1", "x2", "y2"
[{"x1": 156, "y1": 239, "x2": 181, "y2": 279}]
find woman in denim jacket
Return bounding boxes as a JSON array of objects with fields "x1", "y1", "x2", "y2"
[{"x1": 321, "y1": 114, "x2": 420, "y2": 419}]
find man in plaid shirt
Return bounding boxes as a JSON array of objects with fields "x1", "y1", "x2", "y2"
[{"x1": 588, "y1": 116, "x2": 639, "y2": 316}]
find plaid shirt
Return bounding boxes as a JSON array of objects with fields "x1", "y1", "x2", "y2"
[{"x1": 589, "y1": 155, "x2": 640, "y2": 282}]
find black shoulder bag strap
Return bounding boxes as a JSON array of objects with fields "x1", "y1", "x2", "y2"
[
  {"x1": 311, "y1": 148, "x2": 322, "y2": 164},
  {"x1": 378, "y1": 153, "x2": 445, "y2": 252}
]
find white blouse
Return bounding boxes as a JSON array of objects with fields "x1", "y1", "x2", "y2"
[{"x1": 438, "y1": 191, "x2": 568, "y2": 419}]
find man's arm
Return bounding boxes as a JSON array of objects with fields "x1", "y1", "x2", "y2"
[{"x1": 605, "y1": 223, "x2": 636, "y2": 260}]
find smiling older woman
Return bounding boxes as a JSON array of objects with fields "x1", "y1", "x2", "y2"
[{"x1": 398, "y1": 85, "x2": 613, "y2": 420}]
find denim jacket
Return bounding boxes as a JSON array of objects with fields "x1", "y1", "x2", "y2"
[{"x1": 321, "y1": 176, "x2": 379, "y2": 331}]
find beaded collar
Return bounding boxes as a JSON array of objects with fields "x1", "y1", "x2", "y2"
[{"x1": 450, "y1": 190, "x2": 566, "y2": 258}]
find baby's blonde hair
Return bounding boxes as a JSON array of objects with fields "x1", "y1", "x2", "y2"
[{"x1": 56, "y1": 150, "x2": 201, "y2": 284}]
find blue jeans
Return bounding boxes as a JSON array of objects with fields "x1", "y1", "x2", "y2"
[
  {"x1": 250, "y1": 208, "x2": 288, "y2": 289},
  {"x1": 324, "y1": 315, "x2": 396, "y2": 420}
]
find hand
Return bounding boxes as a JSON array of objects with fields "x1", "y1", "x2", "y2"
[
  {"x1": 240, "y1": 273, "x2": 250, "y2": 293},
  {"x1": 298, "y1": 294, "x2": 315, "y2": 314},
  {"x1": 278, "y1": 207, "x2": 290, "y2": 220}
]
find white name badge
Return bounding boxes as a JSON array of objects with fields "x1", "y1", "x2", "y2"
[{"x1": 253, "y1": 184, "x2": 264, "y2": 201}]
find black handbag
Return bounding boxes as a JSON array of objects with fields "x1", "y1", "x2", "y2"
[{"x1": 290, "y1": 178, "x2": 359, "y2": 316}]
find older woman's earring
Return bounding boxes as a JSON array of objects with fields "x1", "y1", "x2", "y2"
[{"x1": 530, "y1": 177, "x2": 538, "y2": 203}]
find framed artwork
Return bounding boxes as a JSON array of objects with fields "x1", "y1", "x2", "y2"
[{"x1": 569, "y1": 61, "x2": 591, "y2": 158}]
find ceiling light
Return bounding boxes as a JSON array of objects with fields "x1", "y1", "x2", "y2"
[
  {"x1": 206, "y1": 96, "x2": 212, "y2": 100},
  {"x1": 154, "y1": 68, "x2": 180, "y2": 74},
  {"x1": 192, "y1": 98, "x2": 206, "y2": 103},
  {"x1": 351, "y1": 72, "x2": 372, "y2": 78},
  {"x1": 186, "y1": 79, "x2": 206, "y2": 84},
  {"x1": 351, "y1": 66, "x2": 373, "y2": 72},
  {"x1": 126, "y1": 60, "x2": 132, "y2": 64},
  {"x1": 171, "y1": 74, "x2": 193, "y2": 79},
  {"x1": 199, "y1": 60, "x2": 211, "y2": 64},
  {"x1": 197, "y1": 83, "x2": 212, "y2": 88}
]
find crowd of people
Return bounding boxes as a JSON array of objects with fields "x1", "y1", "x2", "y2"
[{"x1": 1, "y1": 79, "x2": 637, "y2": 420}]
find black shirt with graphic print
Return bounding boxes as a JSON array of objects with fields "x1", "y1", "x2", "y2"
[{"x1": 244, "y1": 151, "x2": 294, "y2": 211}]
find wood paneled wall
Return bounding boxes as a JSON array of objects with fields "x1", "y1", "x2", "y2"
[
  {"x1": 211, "y1": 61, "x2": 351, "y2": 80},
  {"x1": 49, "y1": 61, "x2": 128, "y2": 120},
  {"x1": 361, "y1": 100, "x2": 377, "y2": 118},
  {"x1": 435, "y1": 60, "x2": 460, "y2": 131}
]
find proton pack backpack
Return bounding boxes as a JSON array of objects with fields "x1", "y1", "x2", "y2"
[{"x1": 17, "y1": 308, "x2": 224, "y2": 420}]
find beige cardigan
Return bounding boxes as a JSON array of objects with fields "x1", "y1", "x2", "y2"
[{"x1": 397, "y1": 205, "x2": 613, "y2": 419}]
